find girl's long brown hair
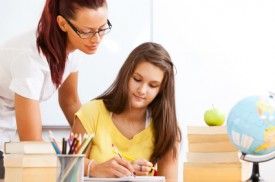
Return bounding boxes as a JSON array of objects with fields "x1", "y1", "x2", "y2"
[
  {"x1": 96, "y1": 42, "x2": 182, "y2": 164},
  {"x1": 36, "y1": 0, "x2": 106, "y2": 88}
]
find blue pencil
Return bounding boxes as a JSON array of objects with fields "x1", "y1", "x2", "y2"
[{"x1": 49, "y1": 137, "x2": 61, "y2": 154}]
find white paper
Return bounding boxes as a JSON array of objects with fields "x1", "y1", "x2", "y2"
[{"x1": 83, "y1": 176, "x2": 165, "y2": 182}]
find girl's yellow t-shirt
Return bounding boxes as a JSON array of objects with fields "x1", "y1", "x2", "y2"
[{"x1": 76, "y1": 99, "x2": 155, "y2": 166}]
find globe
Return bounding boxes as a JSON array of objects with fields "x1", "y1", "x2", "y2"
[{"x1": 227, "y1": 95, "x2": 275, "y2": 156}]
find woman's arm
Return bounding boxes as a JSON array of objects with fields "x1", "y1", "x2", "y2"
[
  {"x1": 58, "y1": 71, "x2": 81, "y2": 126},
  {"x1": 157, "y1": 142, "x2": 180, "y2": 182},
  {"x1": 15, "y1": 93, "x2": 42, "y2": 141},
  {"x1": 71, "y1": 116, "x2": 91, "y2": 176}
]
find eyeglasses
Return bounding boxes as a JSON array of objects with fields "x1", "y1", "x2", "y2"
[{"x1": 63, "y1": 17, "x2": 112, "y2": 39}]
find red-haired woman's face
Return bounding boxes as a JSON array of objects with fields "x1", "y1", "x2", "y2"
[{"x1": 63, "y1": 6, "x2": 109, "y2": 54}]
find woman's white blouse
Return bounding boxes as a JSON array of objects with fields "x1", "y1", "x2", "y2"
[{"x1": 0, "y1": 29, "x2": 80, "y2": 150}]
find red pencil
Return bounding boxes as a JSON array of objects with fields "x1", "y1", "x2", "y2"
[{"x1": 68, "y1": 134, "x2": 78, "y2": 154}]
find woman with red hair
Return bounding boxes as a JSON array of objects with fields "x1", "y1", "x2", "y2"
[{"x1": 0, "y1": 0, "x2": 111, "y2": 178}]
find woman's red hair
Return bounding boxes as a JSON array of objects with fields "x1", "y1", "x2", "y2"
[{"x1": 36, "y1": 0, "x2": 106, "y2": 88}]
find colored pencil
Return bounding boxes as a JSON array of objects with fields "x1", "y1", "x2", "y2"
[
  {"x1": 49, "y1": 131, "x2": 96, "y2": 181},
  {"x1": 68, "y1": 134, "x2": 78, "y2": 154},
  {"x1": 60, "y1": 134, "x2": 94, "y2": 182},
  {"x1": 49, "y1": 137, "x2": 61, "y2": 154},
  {"x1": 112, "y1": 144, "x2": 122, "y2": 159},
  {"x1": 112, "y1": 144, "x2": 137, "y2": 177},
  {"x1": 62, "y1": 138, "x2": 67, "y2": 154},
  {"x1": 77, "y1": 133, "x2": 94, "y2": 154},
  {"x1": 49, "y1": 130, "x2": 61, "y2": 153}
]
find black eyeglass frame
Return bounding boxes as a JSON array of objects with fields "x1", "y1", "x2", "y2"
[{"x1": 63, "y1": 17, "x2": 112, "y2": 39}]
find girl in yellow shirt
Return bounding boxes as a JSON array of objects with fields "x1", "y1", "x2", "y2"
[{"x1": 72, "y1": 42, "x2": 182, "y2": 181}]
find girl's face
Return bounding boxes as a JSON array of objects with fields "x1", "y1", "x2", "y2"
[
  {"x1": 64, "y1": 6, "x2": 109, "y2": 54},
  {"x1": 128, "y1": 60, "x2": 164, "y2": 110}
]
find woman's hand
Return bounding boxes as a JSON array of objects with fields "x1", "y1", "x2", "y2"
[
  {"x1": 90, "y1": 156, "x2": 135, "y2": 178},
  {"x1": 131, "y1": 158, "x2": 154, "y2": 176}
]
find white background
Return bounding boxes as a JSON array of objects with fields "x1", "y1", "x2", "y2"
[
  {"x1": 1, "y1": 0, "x2": 275, "y2": 181},
  {"x1": 153, "y1": 0, "x2": 275, "y2": 181}
]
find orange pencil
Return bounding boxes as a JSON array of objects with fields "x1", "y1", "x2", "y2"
[
  {"x1": 77, "y1": 134, "x2": 94, "y2": 154},
  {"x1": 73, "y1": 134, "x2": 82, "y2": 154},
  {"x1": 75, "y1": 133, "x2": 87, "y2": 154}
]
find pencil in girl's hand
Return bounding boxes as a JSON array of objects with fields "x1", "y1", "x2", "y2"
[
  {"x1": 112, "y1": 144, "x2": 122, "y2": 159},
  {"x1": 112, "y1": 144, "x2": 136, "y2": 177},
  {"x1": 112, "y1": 150, "x2": 156, "y2": 170},
  {"x1": 112, "y1": 150, "x2": 135, "y2": 161}
]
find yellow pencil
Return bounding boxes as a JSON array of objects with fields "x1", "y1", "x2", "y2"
[
  {"x1": 112, "y1": 144, "x2": 137, "y2": 177},
  {"x1": 112, "y1": 150, "x2": 155, "y2": 170}
]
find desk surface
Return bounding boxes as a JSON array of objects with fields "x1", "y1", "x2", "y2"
[{"x1": 83, "y1": 176, "x2": 165, "y2": 182}]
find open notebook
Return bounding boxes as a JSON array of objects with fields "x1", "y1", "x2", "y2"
[{"x1": 83, "y1": 176, "x2": 165, "y2": 182}]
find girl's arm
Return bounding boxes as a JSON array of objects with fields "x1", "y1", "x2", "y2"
[
  {"x1": 15, "y1": 93, "x2": 42, "y2": 141},
  {"x1": 72, "y1": 117, "x2": 135, "y2": 177},
  {"x1": 157, "y1": 142, "x2": 180, "y2": 182},
  {"x1": 58, "y1": 71, "x2": 81, "y2": 126}
]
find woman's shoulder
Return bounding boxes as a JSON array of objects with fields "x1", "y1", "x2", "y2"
[
  {"x1": 1, "y1": 29, "x2": 36, "y2": 49},
  {"x1": 1, "y1": 29, "x2": 47, "y2": 68}
]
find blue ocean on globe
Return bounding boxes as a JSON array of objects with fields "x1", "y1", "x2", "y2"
[{"x1": 227, "y1": 95, "x2": 275, "y2": 155}]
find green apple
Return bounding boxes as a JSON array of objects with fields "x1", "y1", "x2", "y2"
[{"x1": 204, "y1": 107, "x2": 226, "y2": 126}]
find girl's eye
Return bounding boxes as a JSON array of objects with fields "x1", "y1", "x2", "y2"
[
  {"x1": 150, "y1": 84, "x2": 158, "y2": 88},
  {"x1": 133, "y1": 77, "x2": 141, "y2": 82}
]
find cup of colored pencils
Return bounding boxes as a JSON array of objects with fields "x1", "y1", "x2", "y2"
[
  {"x1": 49, "y1": 131, "x2": 94, "y2": 182},
  {"x1": 57, "y1": 154, "x2": 85, "y2": 182}
]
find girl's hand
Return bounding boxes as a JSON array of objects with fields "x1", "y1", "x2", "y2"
[
  {"x1": 131, "y1": 158, "x2": 154, "y2": 176},
  {"x1": 91, "y1": 156, "x2": 135, "y2": 177}
]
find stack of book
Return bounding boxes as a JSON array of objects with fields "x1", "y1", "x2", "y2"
[
  {"x1": 184, "y1": 126, "x2": 250, "y2": 182},
  {"x1": 4, "y1": 142, "x2": 59, "y2": 182}
]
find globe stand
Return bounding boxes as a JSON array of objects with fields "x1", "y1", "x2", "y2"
[{"x1": 245, "y1": 162, "x2": 264, "y2": 182}]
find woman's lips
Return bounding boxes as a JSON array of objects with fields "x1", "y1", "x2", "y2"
[{"x1": 85, "y1": 45, "x2": 98, "y2": 51}]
